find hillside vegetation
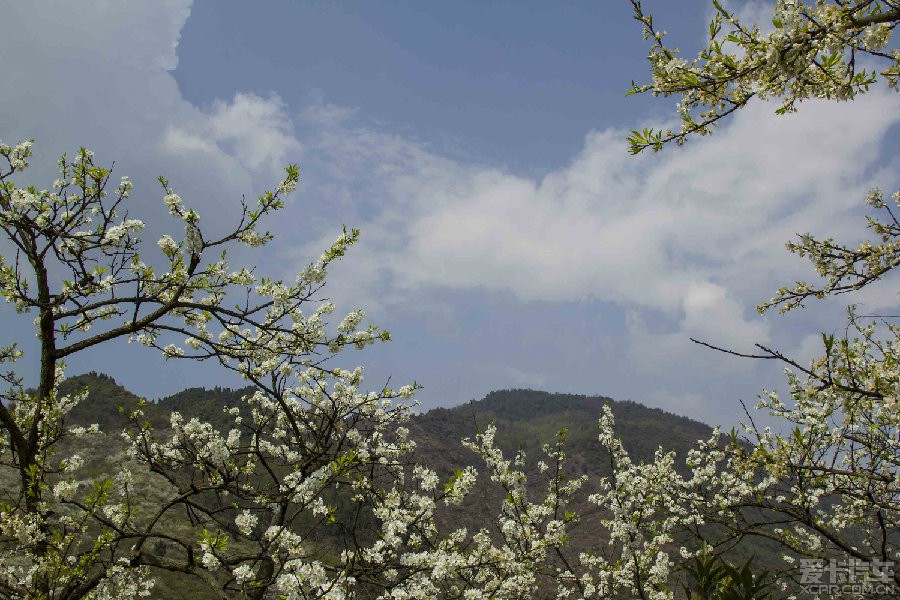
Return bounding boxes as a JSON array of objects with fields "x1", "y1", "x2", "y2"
[
  {"x1": 50, "y1": 374, "x2": 734, "y2": 593},
  {"x1": 60, "y1": 373, "x2": 715, "y2": 483}
]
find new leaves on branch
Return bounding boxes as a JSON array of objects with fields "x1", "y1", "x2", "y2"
[
  {"x1": 626, "y1": 0, "x2": 900, "y2": 596},
  {"x1": 627, "y1": 0, "x2": 900, "y2": 154}
]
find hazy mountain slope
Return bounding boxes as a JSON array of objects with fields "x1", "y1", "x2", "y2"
[
  {"x1": 55, "y1": 374, "x2": 735, "y2": 598},
  {"x1": 62, "y1": 375, "x2": 716, "y2": 482},
  {"x1": 60, "y1": 372, "x2": 154, "y2": 430},
  {"x1": 157, "y1": 384, "x2": 255, "y2": 430},
  {"x1": 403, "y1": 389, "x2": 721, "y2": 574},
  {"x1": 408, "y1": 388, "x2": 714, "y2": 478}
]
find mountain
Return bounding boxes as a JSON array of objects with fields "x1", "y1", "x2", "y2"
[
  {"x1": 60, "y1": 374, "x2": 716, "y2": 478},
  {"x1": 59, "y1": 372, "x2": 255, "y2": 431},
  {"x1": 409, "y1": 388, "x2": 714, "y2": 477},
  {"x1": 403, "y1": 389, "x2": 720, "y2": 568},
  {"x1": 53, "y1": 373, "x2": 731, "y2": 597},
  {"x1": 60, "y1": 373, "x2": 720, "y2": 529},
  {"x1": 157, "y1": 384, "x2": 255, "y2": 427},
  {"x1": 60, "y1": 372, "x2": 148, "y2": 431}
]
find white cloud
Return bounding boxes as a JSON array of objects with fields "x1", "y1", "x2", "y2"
[
  {"x1": 3, "y1": 0, "x2": 898, "y2": 422},
  {"x1": 2, "y1": 1, "x2": 191, "y2": 72},
  {"x1": 790, "y1": 332, "x2": 827, "y2": 370},
  {"x1": 0, "y1": 0, "x2": 309, "y2": 395},
  {"x1": 648, "y1": 389, "x2": 707, "y2": 420},
  {"x1": 624, "y1": 308, "x2": 760, "y2": 375},
  {"x1": 0, "y1": 2, "x2": 312, "y2": 263},
  {"x1": 165, "y1": 93, "x2": 300, "y2": 174},
  {"x1": 504, "y1": 366, "x2": 549, "y2": 389},
  {"x1": 300, "y1": 91, "x2": 900, "y2": 359}
]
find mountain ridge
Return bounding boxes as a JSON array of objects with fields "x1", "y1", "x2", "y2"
[
  {"x1": 45, "y1": 372, "x2": 751, "y2": 598},
  {"x1": 59, "y1": 372, "x2": 717, "y2": 462}
]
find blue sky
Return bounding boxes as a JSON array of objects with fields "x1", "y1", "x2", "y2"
[
  {"x1": 3, "y1": 1, "x2": 900, "y2": 427},
  {"x1": 173, "y1": 1, "x2": 696, "y2": 174}
]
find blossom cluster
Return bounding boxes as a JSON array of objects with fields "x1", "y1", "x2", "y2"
[{"x1": 627, "y1": 0, "x2": 900, "y2": 152}]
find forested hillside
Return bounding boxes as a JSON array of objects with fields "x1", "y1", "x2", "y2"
[
  {"x1": 53, "y1": 373, "x2": 730, "y2": 592},
  {"x1": 61, "y1": 373, "x2": 715, "y2": 481}
]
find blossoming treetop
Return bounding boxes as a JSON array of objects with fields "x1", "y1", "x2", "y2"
[
  {"x1": 0, "y1": 142, "x2": 578, "y2": 599},
  {"x1": 627, "y1": 0, "x2": 900, "y2": 153}
]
